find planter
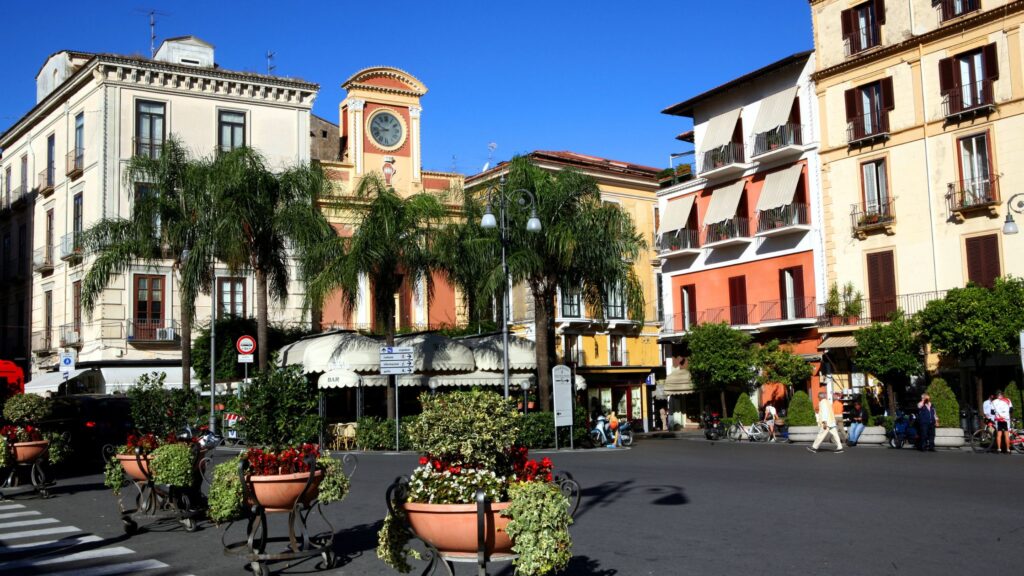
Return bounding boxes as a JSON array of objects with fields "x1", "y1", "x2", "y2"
[
  {"x1": 829, "y1": 316, "x2": 843, "y2": 327},
  {"x1": 854, "y1": 426, "x2": 886, "y2": 445},
  {"x1": 117, "y1": 453, "x2": 152, "y2": 481},
  {"x1": 934, "y1": 427, "x2": 965, "y2": 448},
  {"x1": 786, "y1": 425, "x2": 820, "y2": 443},
  {"x1": 403, "y1": 501, "x2": 512, "y2": 557},
  {"x1": 845, "y1": 315, "x2": 860, "y2": 325},
  {"x1": 11, "y1": 440, "x2": 49, "y2": 463},
  {"x1": 248, "y1": 470, "x2": 323, "y2": 512}
]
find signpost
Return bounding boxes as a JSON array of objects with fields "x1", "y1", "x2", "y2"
[
  {"x1": 552, "y1": 364, "x2": 574, "y2": 450},
  {"x1": 59, "y1": 351, "x2": 75, "y2": 391},
  {"x1": 381, "y1": 346, "x2": 415, "y2": 451},
  {"x1": 237, "y1": 336, "x2": 257, "y2": 396}
]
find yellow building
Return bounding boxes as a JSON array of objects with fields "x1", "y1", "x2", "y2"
[
  {"x1": 808, "y1": 1, "x2": 1024, "y2": 392},
  {"x1": 467, "y1": 151, "x2": 662, "y2": 429}
]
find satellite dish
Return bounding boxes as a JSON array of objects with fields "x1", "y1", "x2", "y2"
[{"x1": 481, "y1": 162, "x2": 490, "y2": 172}]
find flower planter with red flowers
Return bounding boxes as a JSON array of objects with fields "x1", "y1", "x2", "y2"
[
  {"x1": 1, "y1": 424, "x2": 48, "y2": 464},
  {"x1": 243, "y1": 444, "x2": 324, "y2": 512}
]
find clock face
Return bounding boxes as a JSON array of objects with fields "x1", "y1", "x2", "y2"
[{"x1": 369, "y1": 111, "x2": 404, "y2": 148}]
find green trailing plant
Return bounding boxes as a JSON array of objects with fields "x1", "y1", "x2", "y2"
[
  {"x1": 408, "y1": 390, "x2": 520, "y2": 468},
  {"x1": 354, "y1": 416, "x2": 417, "y2": 451},
  {"x1": 208, "y1": 456, "x2": 244, "y2": 524},
  {"x1": 926, "y1": 378, "x2": 960, "y2": 429},
  {"x1": 44, "y1": 431, "x2": 69, "y2": 466},
  {"x1": 785, "y1": 391, "x2": 816, "y2": 426},
  {"x1": 316, "y1": 455, "x2": 350, "y2": 505},
  {"x1": 104, "y1": 455, "x2": 127, "y2": 495},
  {"x1": 0, "y1": 439, "x2": 8, "y2": 469},
  {"x1": 377, "y1": 508, "x2": 419, "y2": 573},
  {"x1": 127, "y1": 372, "x2": 201, "y2": 437},
  {"x1": 3, "y1": 393, "x2": 51, "y2": 425},
  {"x1": 150, "y1": 443, "x2": 194, "y2": 487},
  {"x1": 238, "y1": 365, "x2": 320, "y2": 449},
  {"x1": 504, "y1": 481, "x2": 573, "y2": 576},
  {"x1": 732, "y1": 394, "x2": 759, "y2": 425},
  {"x1": 824, "y1": 283, "x2": 842, "y2": 318}
]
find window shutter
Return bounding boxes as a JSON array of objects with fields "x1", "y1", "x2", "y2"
[
  {"x1": 687, "y1": 286, "x2": 697, "y2": 328},
  {"x1": 778, "y1": 269, "x2": 787, "y2": 303},
  {"x1": 841, "y1": 8, "x2": 853, "y2": 37},
  {"x1": 938, "y1": 57, "x2": 955, "y2": 93},
  {"x1": 792, "y1": 266, "x2": 806, "y2": 316},
  {"x1": 983, "y1": 43, "x2": 999, "y2": 81},
  {"x1": 966, "y1": 234, "x2": 1000, "y2": 289},
  {"x1": 880, "y1": 77, "x2": 895, "y2": 110},
  {"x1": 845, "y1": 88, "x2": 858, "y2": 123},
  {"x1": 874, "y1": 0, "x2": 886, "y2": 25},
  {"x1": 866, "y1": 251, "x2": 896, "y2": 321}
]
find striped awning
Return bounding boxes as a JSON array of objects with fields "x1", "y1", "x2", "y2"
[
  {"x1": 663, "y1": 368, "x2": 694, "y2": 396},
  {"x1": 752, "y1": 86, "x2": 799, "y2": 134},
  {"x1": 659, "y1": 195, "x2": 696, "y2": 236},
  {"x1": 704, "y1": 180, "x2": 746, "y2": 225},
  {"x1": 818, "y1": 335, "x2": 858, "y2": 349},
  {"x1": 755, "y1": 164, "x2": 803, "y2": 212},
  {"x1": 698, "y1": 108, "x2": 742, "y2": 155}
]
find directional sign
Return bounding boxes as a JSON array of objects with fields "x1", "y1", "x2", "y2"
[
  {"x1": 380, "y1": 346, "x2": 414, "y2": 375},
  {"x1": 237, "y1": 335, "x2": 257, "y2": 355},
  {"x1": 238, "y1": 354, "x2": 254, "y2": 364},
  {"x1": 552, "y1": 365, "x2": 574, "y2": 427},
  {"x1": 379, "y1": 353, "x2": 414, "y2": 361},
  {"x1": 59, "y1": 352, "x2": 76, "y2": 374},
  {"x1": 381, "y1": 360, "x2": 415, "y2": 368},
  {"x1": 379, "y1": 346, "x2": 414, "y2": 356},
  {"x1": 380, "y1": 366, "x2": 415, "y2": 375}
]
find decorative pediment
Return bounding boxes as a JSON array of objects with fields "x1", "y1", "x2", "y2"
[{"x1": 341, "y1": 66, "x2": 427, "y2": 97}]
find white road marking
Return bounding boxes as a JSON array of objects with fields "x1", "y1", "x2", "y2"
[
  {"x1": 0, "y1": 534, "x2": 102, "y2": 552},
  {"x1": 0, "y1": 505, "x2": 25, "y2": 511},
  {"x1": 0, "y1": 545, "x2": 134, "y2": 570},
  {"x1": 0, "y1": 517, "x2": 58, "y2": 529},
  {"x1": 44, "y1": 558, "x2": 169, "y2": 576},
  {"x1": 0, "y1": 525, "x2": 81, "y2": 540},
  {"x1": 0, "y1": 511, "x2": 40, "y2": 520}
]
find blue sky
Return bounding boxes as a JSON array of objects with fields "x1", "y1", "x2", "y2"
[{"x1": 0, "y1": 0, "x2": 813, "y2": 174}]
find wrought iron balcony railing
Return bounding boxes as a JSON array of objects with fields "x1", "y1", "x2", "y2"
[
  {"x1": 60, "y1": 233, "x2": 84, "y2": 262},
  {"x1": 704, "y1": 217, "x2": 750, "y2": 245},
  {"x1": 760, "y1": 297, "x2": 817, "y2": 323},
  {"x1": 60, "y1": 323, "x2": 82, "y2": 347},
  {"x1": 843, "y1": 22, "x2": 880, "y2": 57},
  {"x1": 31, "y1": 330, "x2": 54, "y2": 354},
  {"x1": 133, "y1": 137, "x2": 164, "y2": 159},
  {"x1": 847, "y1": 108, "x2": 889, "y2": 144},
  {"x1": 657, "y1": 229, "x2": 700, "y2": 253},
  {"x1": 947, "y1": 175, "x2": 998, "y2": 212},
  {"x1": 698, "y1": 142, "x2": 744, "y2": 175},
  {"x1": 33, "y1": 246, "x2": 55, "y2": 273},
  {"x1": 942, "y1": 79, "x2": 995, "y2": 118},
  {"x1": 851, "y1": 199, "x2": 895, "y2": 234},
  {"x1": 126, "y1": 318, "x2": 180, "y2": 343},
  {"x1": 818, "y1": 290, "x2": 948, "y2": 327},
  {"x1": 752, "y1": 123, "x2": 802, "y2": 157},
  {"x1": 66, "y1": 148, "x2": 84, "y2": 178},
  {"x1": 37, "y1": 168, "x2": 55, "y2": 196},
  {"x1": 756, "y1": 203, "x2": 808, "y2": 235}
]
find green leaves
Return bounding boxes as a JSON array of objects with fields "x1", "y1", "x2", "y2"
[
  {"x1": 126, "y1": 372, "x2": 201, "y2": 437},
  {"x1": 208, "y1": 456, "x2": 244, "y2": 523},
  {"x1": 150, "y1": 443, "x2": 194, "y2": 487},
  {"x1": 754, "y1": 339, "x2": 812, "y2": 388},
  {"x1": 2, "y1": 393, "x2": 50, "y2": 425},
  {"x1": 786, "y1": 391, "x2": 816, "y2": 426},
  {"x1": 732, "y1": 394, "x2": 759, "y2": 425},
  {"x1": 237, "y1": 366, "x2": 320, "y2": 450},
  {"x1": 504, "y1": 481, "x2": 573, "y2": 576},
  {"x1": 316, "y1": 456, "x2": 351, "y2": 505},
  {"x1": 926, "y1": 378, "x2": 960, "y2": 429},
  {"x1": 853, "y1": 309, "x2": 921, "y2": 385},
  {"x1": 687, "y1": 322, "x2": 754, "y2": 394},
  {"x1": 408, "y1": 390, "x2": 520, "y2": 469}
]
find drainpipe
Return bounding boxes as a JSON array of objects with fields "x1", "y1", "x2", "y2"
[{"x1": 917, "y1": 43, "x2": 941, "y2": 292}]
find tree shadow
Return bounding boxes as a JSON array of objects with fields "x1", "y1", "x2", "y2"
[
  {"x1": 575, "y1": 480, "x2": 687, "y2": 520},
  {"x1": 329, "y1": 520, "x2": 383, "y2": 570},
  {"x1": 493, "y1": 555, "x2": 617, "y2": 576}
]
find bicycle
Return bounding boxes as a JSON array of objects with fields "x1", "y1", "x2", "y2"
[
  {"x1": 973, "y1": 422, "x2": 1024, "y2": 453},
  {"x1": 727, "y1": 419, "x2": 770, "y2": 442}
]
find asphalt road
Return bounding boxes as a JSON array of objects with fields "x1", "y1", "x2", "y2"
[{"x1": 0, "y1": 438, "x2": 1021, "y2": 576}]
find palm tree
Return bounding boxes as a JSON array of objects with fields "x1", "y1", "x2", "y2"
[
  {"x1": 432, "y1": 185, "x2": 499, "y2": 329},
  {"x1": 477, "y1": 156, "x2": 646, "y2": 410},
  {"x1": 305, "y1": 173, "x2": 447, "y2": 419},
  {"x1": 207, "y1": 147, "x2": 335, "y2": 370},
  {"x1": 80, "y1": 137, "x2": 215, "y2": 391}
]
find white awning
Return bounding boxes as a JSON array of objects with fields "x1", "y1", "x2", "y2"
[
  {"x1": 101, "y1": 366, "x2": 186, "y2": 393},
  {"x1": 361, "y1": 374, "x2": 432, "y2": 387},
  {"x1": 395, "y1": 333, "x2": 476, "y2": 373},
  {"x1": 703, "y1": 180, "x2": 746, "y2": 225},
  {"x1": 663, "y1": 368, "x2": 694, "y2": 396},
  {"x1": 756, "y1": 164, "x2": 803, "y2": 212},
  {"x1": 279, "y1": 331, "x2": 382, "y2": 374},
  {"x1": 698, "y1": 108, "x2": 742, "y2": 155},
  {"x1": 752, "y1": 86, "x2": 799, "y2": 134},
  {"x1": 428, "y1": 371, "x2": 535, "y2": 388},
  {"x1": 460, "y1": 334, "x2": 536, "y2": 372},
  {"x1": 318, "y1": 369, "x2": 361, "y2": 389},
  {"x1": 25, "y1": 369, "x2": 89, "y2": 395},
  {"x1": 659, "y1": 195, "x2": 696, "y2": 236}
]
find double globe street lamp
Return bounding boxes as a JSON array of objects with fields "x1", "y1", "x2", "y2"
[{"x1": 481, "y1": 175, "x2": 542, "y2": 399}]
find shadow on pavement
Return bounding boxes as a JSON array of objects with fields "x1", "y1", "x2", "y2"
[
  {"x1": 494, "y1": 555, "x2": 617, "y2": 576},
  {"x1": 330, "y1": 520, "x2": 383, "y2": 570},
  {"x1": 576, "y1": 480, "x2": 688, "y2": 519}
]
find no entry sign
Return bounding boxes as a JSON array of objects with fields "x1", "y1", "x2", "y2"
[{"x1": 236, "y1": 335, "x2": 257, "y2": 355}]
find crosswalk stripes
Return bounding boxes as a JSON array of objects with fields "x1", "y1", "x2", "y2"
[{"x1": 0, "y1": 502, "x2": 185, "y2": 575}]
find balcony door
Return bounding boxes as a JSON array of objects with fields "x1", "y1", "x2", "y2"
[
  {"x1": 728, "y1": 276, "x2": 748, "y2": 325},
  {"x1": 866, "y1": 251, "x2": 897, "y2": 321},
  {"x1": 779, "y1": 266, "x2": 805, "y2": 320},
  {"x1": 958, "y1": 133, "x2": 993, "y2": 204},
  {"x1": 134, "y1": 275, "x2": 164, "y2": 339},
  {"x1": 861, "y1": 159, "x2": 889, "y2": 216}
]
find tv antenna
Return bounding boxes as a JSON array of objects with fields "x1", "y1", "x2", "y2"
[
  {"x1": 266, "y1": 50, "x2": 276, "y2": 75},
  {"x1": 136, "y1": 8, "x2": 171, "y2": 58},
  {"x1": 482, "y1": 142, "x2": 497, "y2": 172},
  {"x1": 450, "y1": 155, "x2": 458, "y2": 173}
]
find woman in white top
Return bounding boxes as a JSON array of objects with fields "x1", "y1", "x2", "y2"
[
  {"x1": 992, "y1": 391, "x2": 1013, "y2": 454},
  {"x1": 763, "y1": 403, "x2": 778, "y2": 442}
]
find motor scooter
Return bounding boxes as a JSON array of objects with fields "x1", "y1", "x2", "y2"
[
  {"x1": 703, "y1": 411, "x2": 724, "y2": 440},
  {"x1": 590, "y1": 416, "x2": 633, "y2": 447},
  {"x1": 887, "y1": 410, "x2": 920, "y2": 449}
]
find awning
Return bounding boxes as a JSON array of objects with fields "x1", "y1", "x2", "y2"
[
  {"x1": 818, "y1": 335, "x2": 858, "y2": 350},
  {"x1": 361, "y1": 374, "x2": 432, "y2": 387},
  {"x1": 25, "y1": 369, "x2": 89, "y2": 395},
  {"x1": 101, "y1": 366, "x2": 186, "y2": 392},
  {"x1": 703, "y1": 180, "x2": 745, "y2": 225},
  {"x1": 698, "y1": 108, "x2": 742, "y2": 155},
  {"x1": 428, "y1": 371, "x2": 535, "y2": 388},
  {"x1": 395, "y1": 333, "x2": 476, "y2": 373},
  {"x1": 756, "y1": 164, "x2": 803, "y2": 212},
  {"x1": 460, "y1": 334, "x2": 536, "y2": 371},
  {"x1": 279, "y1": 331, "x2": 382, "y2": 374},
  {"x1": 663, "y1": 368, "x2": 694, "y2": 396},
  {"x1": 752, "y1": 86, "x2": 799, "y2": 134},
  {"x1": 318, "y1": 369, "x2": 361, "y2": 389},
  {"x1": 659, "y1": 195, "x2": 696, "y2": 236}
]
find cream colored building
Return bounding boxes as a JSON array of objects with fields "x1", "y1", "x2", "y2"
[
  {"x1": 0, "y1": 36, "x2": 319, "y2": 392},
  {"x1": 809, "y1": 1, "x2": 1024, "y2": 388}
]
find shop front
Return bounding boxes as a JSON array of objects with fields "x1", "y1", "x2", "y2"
[{"x1": 581, "y1": 370, "x2": 655, "y2": 431}]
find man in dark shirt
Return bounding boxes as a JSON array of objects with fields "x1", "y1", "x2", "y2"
[{"x1": 848, "y1": 400, "x2": 868, "y2": 446}]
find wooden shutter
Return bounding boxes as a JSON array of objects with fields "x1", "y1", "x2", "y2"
[
  {"x1": 845, "y1": 88, "x2": 859, "y2": 139},
  {"x1": 880, "y1": 77, "x2": 895, "y2": 110},
  {"x1": 728, "y1": 276, "x2": 747, "y2": 325},
  {"x1": 866, "y1": 251, "x2": 897, "y2": 321},
  {"x1": 983, "y1": 44, "x2": 999, "y2": 81},
  {"x1": 684, "y1": 285, "x2": 697, "y2": 329},
  {"x1": 792, "y1": 266, "x2": 806, "y2": 317},
  {"x1": 966, "y1": 234, "x2": 1000, "y2": 289},
  {"x1": 841, "y1": 8, "x2": 853, "y2": 37},
  {"x1": 938, "y1": 57, "x2": 955, "y2": 93},
  {"x1": 874, "y1": 0, "x2": 886, "y2": 24}
]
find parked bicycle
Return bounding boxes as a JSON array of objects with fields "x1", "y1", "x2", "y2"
[
  {"x1": 972, "y1": 422, "x2": 1024, "y2": 453},
  {"x1": 726, "y1": 419, "x2": 770, "y2": 443}
]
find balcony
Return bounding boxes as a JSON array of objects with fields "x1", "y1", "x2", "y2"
[
  {"x1": 33, "y1": 246, "x2": 55, "y2": 274},
  {"x1": 943, "y1": 79, "x2": 995, "y2": 121},
  {"x1": 126, "y1": 318, "x2": 180, "y2": 344},
  {"x1": 59, "y1": 233, "x2": 84, "y2": 263},
  {"x1": 847, "y1": 109, "x2": 889, "y2": 147},
  {"x1": 759, "y1": 297, "x2": 817, "y2": 326},
  {"x1": 31, "y1": 330, "x2": 54, "y2": 355},
  {"x1": 133, "y1": 137, "x2": 164, "y2": 159},
  {"x1": 698, "y1": 142, "x2": 746, "y2": 180},
  {"x1": 657, "y1": 228, "x2": 701, "y2": 257},
  {"x1": 703, "y1": 217, "x2": 751, "y2": 249},
  {"x1": 818, "y1": 290, "x2": 947, "y2": 328},
  {"x1": 66, "y1": 148, "x2": 84, "y2": 179},
  {"x1": 10, "y1": 184, "x2": 26, "y2": 208},
  {"x1": 851, "y1": 199, "x2": 895, "y2": 239},
  {"x1": 947, "y1": 175, "x2": 999, "y2": 219},
  {"x1": 755, "y1": 203, "x2": 810, "y2": 238},
  {"x1": 37, "y1": 168, "x2": 55, "y2": 197},
  {"x1": 843, "y1": 23, "x2": 880, "y2": 57},
  {"x1": 660, "y1": 312, "x2": 696, "y2": 337},
  {"x1": 60, "y1": 323, "x2": 82, "y2": 348},
  {"x1": 939, "y1": 0, "x2": 980, "y2": 21},
  {"x1": 751, "y1": 123, "x2": 803, "y2": 162},
  {"x1": 700, "y1": 304, "x2": 757, "y2": 327}
]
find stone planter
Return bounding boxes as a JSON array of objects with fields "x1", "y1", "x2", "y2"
[
  {"x1": 853, "y1": 426, "x2": 886, "y2": 445},
  {"x1": 404, "y1": 501, "x2": 512, "y2": 558},
  {"x1": 786, "y1": 425, "x2": 820, "y2": 443},
  {"x1": 934, "y1": 427, "x2": 965, "y2": 448},
  {"x1": 11, "y1": 440, "x2": 50, "y2": 463},
  {"x1": 248, "y1": 470, "x2": 323, "y2": 513}
]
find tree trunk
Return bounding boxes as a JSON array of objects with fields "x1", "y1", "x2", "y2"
[
  {"x1": 255, "y1": 268, "x2": 269, "y2": 371},
  {"x1": 180, "y1": 304, "x2": 192, "y2": 392},
  {"x1": 720, "y1": 389, "x2": 729, "y2": 418},
  {"x1": 886, "y1": 383, "x2": 897, "y2": 417},
  {"x1": 534, "y1": 289, "x2": 553, "y2": 412}
]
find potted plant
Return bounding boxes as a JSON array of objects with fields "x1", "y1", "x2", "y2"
[
  {"x1": 1, "y1": 393, "x2": 52, "y2": 464},
  {"x1": 377, "y1": 390, "x2": 574, "y2": 575},
  {"x1": 824, "y1": 283, "x2": 843, "y2": 326},
  {"x1": 842, "y1": 282, "x2": 863, "y2": 324},
  {"x1": 783, "y1": 391, "x2": 819, "y2": 443},
  {"x1": 928, "y1": 378, "x2": 964, "y2": 448}
]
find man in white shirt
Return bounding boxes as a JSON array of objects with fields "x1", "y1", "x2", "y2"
[
  {"x1": 992, "y1": 391, "x2": 1013, "y2": 454},
  {"x1": 808, "y1": 391, "x2": 844, "y2": 453},
  {"x1": 982, "y1": 395, "x2": 994, "y2": 427}
]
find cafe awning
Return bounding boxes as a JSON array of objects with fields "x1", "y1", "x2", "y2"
[
  {"x1": 756, "y1": 164, "x2": 803, "y2": 212},
  {"x1": 395, "y1": 333, "x2": 476, "y2": 373},
  {"x1": 703, "y1": 180, "x2": 745, "y2": 225},
  {"x1": 25, "y1": 369, "x2": 89, "y2": 395},
  {"x1": 752, "y1": 86, "x2": 799, "y2": 134},
  {"x1": 659, "y1": 195, "x2": 696, "y2": 236},
  {"x1": 662, "y1": 368, "x2": 694, "y2": 396},
  {"x1": 361, "y1": 374, "x2": 432, "y2": 387},
  {"x1": 818, "y1": 335, "x2": 858, "y2": 350},
  {"x1": 460, "y1": 334, "x2": 536, "y2": 372},
  {"x1": 279, "y1": 331, "x2": 382, "y2": 374},
  {"x1": 428, "y1": 371, "x2": 535, "y2": 388},
  {"x1": 101, "y1": 366, "x2": 188, "y2": 392},
  {"x1": 317, "y1": 369, "x2": 361, "y2": 389},
  {"x1": 698, "y1": 108, "x2": 742, "y2": 155}
]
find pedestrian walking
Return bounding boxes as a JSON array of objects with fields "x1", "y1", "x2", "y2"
[
  {"x1": 808, "y1": 391, "x2": 844, "y2": 453},
  {"x1": 763, "y1": 402, "x2": 778, "y2": 442},
  {"x1": 832, "y1": 393, "x2": 848, "y2": 443},
  {"x1": 992, "y1": 391, "x2": 1013, "y2": 454},
  {"x1": 848, "y1": 400, "x2": 868, "y2": 446},
  {"x1": 917, "y1": 393, "x2": 937, "y2": 451}
]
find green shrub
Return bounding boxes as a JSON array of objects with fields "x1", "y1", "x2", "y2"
[
  {"x1": 732, "y1": 394, "x2": 759, "y2": 425},
  {"x1": 517, "y1": 406, "x2": 589, "y2": 449},
  {"x1": 126, "y1": 372, "x2": 201, "y2": 437},
  {"x1": 150, "y1": 443, "x2": 194, "y2": 487},
  {"x1": 859, "y1": 392, "x2": 873, "y2": 421},
  {"x1": 238, "y1": 366, "x2": 320, "y2": 449},
  {"x1": 1005, "y1": 382, "x2": 1022, "y2": 427},
  {"x1": 872, "y1": 415, "x2": 894, "y2": 433},
  {"x1": 317, "y1": 455, "x2": 351, "y2": 504},
  {"x1": 354, "y1": 416, "x2": 416, "y2": 451},
  {"x1": 208, "y1": 456, "x2": 244, "y2": 523},
  {"x1": 3, "y1": 393, "x2": 51, "y2": 424},
  {"x1": 926, "y1": 378, "x2": 960, "y2": 428},
  {"x1": 104, "y1": 455, "x2": 126, "y2": 495},
  {"x1": 785, "y1": 391, "x2": 816, "y2": 426},
  {"x1": 504, "y1": 481, "x2": 573, "y2": 576},
  {"x1": 408, "y1": 390, "x2": 520, "y2": 468}
]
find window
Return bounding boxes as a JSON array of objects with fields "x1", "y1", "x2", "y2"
[
  {"x1": 135, "y1": 100, "x2": 166, "y2": 158},
  {"x1": 728, "y1": 275, "x2": 748, "y2": 325},
  {"x1": 655, "y1": 273, "x2": 664, "y2": 321},
  {"x1": 561, "y1": 285, "x2": 582, "y2": 318},
  {"x1": 46, "y1": 134, "x2": 55, "y2": 185},
  {"x1": 779, "y1": 267, "x2": 806, "y2": 320},
  {"x1": 133, "y1": 275, "x2": 164, "y2": 338},
  {"x1": 44, "y1": 291, "x2": 53, "y2": 347},
  {"x1": 218, "y1": 111, "x2": 246, "y2": 152},
  {"x1": 866, "y1": 251, "x2": 897, "y2": 321},
  {"x1": 72, "y1": 281, "x2": 82, "y2": 333},
  {"x1": 605, "y1": 281, "x2": 625, "y2": 320},
  {"x1": 861, "y1": 159, "x2": 890, "y2": 217},
  {"x1": 609, "y1": 335, "x2": 624, "y2": 366},
  {"x1": 17, "y1": 224, "x2": 26, "y2": 275},
  {"x1": 841, "y1": 1, "x2": 884, "y2": 55},
  {"x1": 965, "y1": 234, "x2": 1000, "y2": 289},
  {"x1": 957, "y1": 132, "x2": 995, "y2": 205},
  {"x1": 939, "y1": 45, "x2": 997, "y2": 115},
  {"x1": 845, "y1": 79, "x2": 893, "y2": 141},
  {"x1": 3, "y1": 166, "x2": 9, "y2": 205},
  {"x1": 73, "y1": 193, "x2": 84, "y2": 245},
  {"x1": 680, "y1": 284, "x2": 696, "y2": 331},
  {"x1": 218, "y1": 277, "x2": 246, "y2": 318},
  {"x1": 564, "y1": 334, "x2": 582, "y2": 366},
  {"x1": 20, "y1": 155, "x2": 28, "y2": 191},
  {"x1": 73, "y1": 112, "x2": 84, "y2": 169},
  {"x1": 941, "y1": 0, "x2": 980, "y2": 22},
  {"x1": 45, "y1": 209, "x2": 54, "y2": 255}
]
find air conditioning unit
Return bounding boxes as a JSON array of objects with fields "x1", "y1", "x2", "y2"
[
  {"x1": 63, "y1": 331, "x2": 80, "y2": 346},
  {"x1": 156, "y1": 327, "x2": 176, "y2": 341}
]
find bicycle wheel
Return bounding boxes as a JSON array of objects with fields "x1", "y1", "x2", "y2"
[
  {"x1": 726, "y1": 423, "x2": 742, "y2": 442},
  {"x1": 751, "y1": 423, "x2": 770, "y2": 442},
  {"x1": 971, "y1": 428, "x2": 994, "y2": 453},
  {"x1": 1012, "y1": 431, "x2": 1024, "y2": 454}
]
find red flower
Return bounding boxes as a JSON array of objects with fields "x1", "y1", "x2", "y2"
[
  {"x1": 432, "y1": 460, "x2": 442, "y2": 471},
  {"x1": 450, "y1": 466, "x2": 462, "y2": 475},
  {"x1": 419, "y1": 456, "x2": 429, "y2": 466}
]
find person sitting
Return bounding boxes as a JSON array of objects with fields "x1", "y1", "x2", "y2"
[{"x1": 848, "y1": 401, "x2": 868, "y2": 446}]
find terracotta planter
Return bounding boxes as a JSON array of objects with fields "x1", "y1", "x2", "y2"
[
  {"x1": 11, "y1": 440, "x2": 49, "y2": 463},
  {"x1": 404, "y1": 501, "x2": 512, "y2": 557},
  {"x1": 248, "y1": 470, "x2": 323, "y2": 512},
  {"x1": 845, "y1": 315, "x2": 860, "y2": 325},
  {"x1": 117, "y1": 453, "x2": 152, "y2": 481},
  {"x1": 829, "y1": 316, "x2": 843, "y2": 326}
]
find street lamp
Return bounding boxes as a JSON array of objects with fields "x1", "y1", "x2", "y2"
[
  {"x1": 481, "y1": 175, "x2": 542, "y2": 399},
  {"x1": 428, "y1": 379, "x2": 439, "y2": 395},
  {"x1": 519, "y1": 380, "x2": 531, "y2": 416},
  {"x1": 1002, "y1": 193, "x2": 1024, "y2": 235},
  {"x1": 182, "y1": 247, "x2": 217, "y2": 435}
]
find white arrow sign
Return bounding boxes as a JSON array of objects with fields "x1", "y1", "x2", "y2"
[{"x1": 380, "y1": 366, "x2": 415, "y2": 375}]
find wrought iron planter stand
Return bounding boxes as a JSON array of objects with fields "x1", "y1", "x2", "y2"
[
  {"x1": 0, "y1": 446, "x2": 55, "y2": 500},
  {"x1": 222, "y1": 454, "x2": 356, "y2": 576},
  {"x1": 385, "y1": 472, "x2": 581, "y2": 576},
  {"x1": 116, "y1": 446, "x2": 211, "y2": 534}
]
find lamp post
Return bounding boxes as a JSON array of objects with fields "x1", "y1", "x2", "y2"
[
  {"x1": 481, "y1": 175, "x2": 542, "y2": 399},
  {"x1": 1002, "y1": 193, "x2": 1024, "y2": 235},
  {"x1": 519, "y1": 380, "x2": 531, "y2": 416}
]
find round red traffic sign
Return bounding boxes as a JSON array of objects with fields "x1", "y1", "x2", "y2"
[{"x1": 236, "y1": 335, "x2": 257, "y2": 355}]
